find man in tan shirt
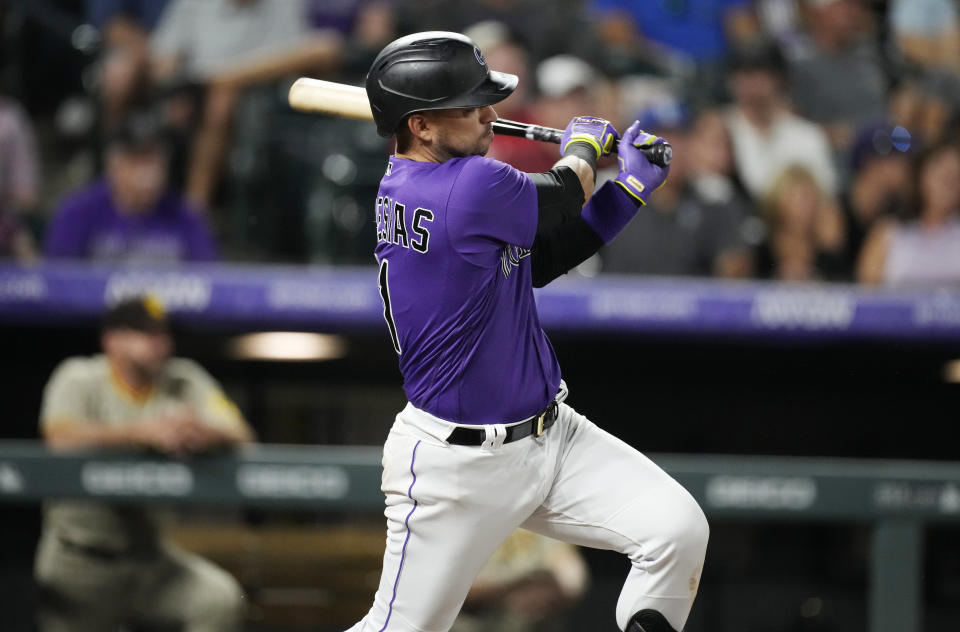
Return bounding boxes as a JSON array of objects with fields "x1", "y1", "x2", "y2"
[{"x1": 35, "y1": 295, "x2": 254, "y2": 632}]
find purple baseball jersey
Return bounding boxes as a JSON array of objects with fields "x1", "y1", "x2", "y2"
[
  {"x1": 375, "y1": 155, "x2": 562, "y2": 425},
  {"x1": 45, "y1": 179, "x2": 217, "y2": 264}
]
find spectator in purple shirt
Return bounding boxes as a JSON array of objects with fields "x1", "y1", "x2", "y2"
[{"x1": 45, "y1": 111, "x2": 217, "y2": 264}]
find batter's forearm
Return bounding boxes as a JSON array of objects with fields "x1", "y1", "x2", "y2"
[
  {"x1": 530, "y1": 166, "x2": 601, "y2": 287},
  {"x1": 552, "y1": 155, "x2": 595, "y2": 201},
  {"x1": 530, "y1": 218, "x2": 603, "y2": 287},
  {"x1": 530, "y1": 179, "x2": 640, "y2": 288},
  {"x1": 580, "y1": 180, "x2": 642, "y2": 244}
]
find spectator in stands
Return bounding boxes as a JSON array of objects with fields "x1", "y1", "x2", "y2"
[
  {"x1": 887, "y1": 0, "x2": 960, "y2": 75},
  {"x1": 34, "y1": 295, "x2": 254, "y2": 632},
  {"x1": 0, "y1": 211, "x2": 37, "y2": 262},
  {"x1": 858, "y1": 141, "x2": 960, "y2": 285},
  {"x1": 589, "y1": 0, "x2": 759, "y2": 103},
  {"x1": 757, "y1": 165, "x2": 846, "y2": 281},
  {"x1": 44, "y1": 110, "x2": 218, "y2": 263},
  {"x1": 788, "y1": 0, "x2": 887, "y2": 153},
  {"x1": 452, "y1": 530, "x2": 589, "y2": 632},
  {"x1": 840, "y1": 122, "x2": 911, "y2": 271},
  {"x1": 393, "y1": 0, "x2": 589, "y2": 65},
  {"x1": 468, "y1": 22, "x2": 547, "y2": 173},
  {"x1": 724, "y1": 41, "x2": 837, "y2": 200},
  {"x1": 601, "y1": 105, "x2": 754, "y2": 278},
  {"x1": 0, "y1": 88, "x2": 40, "y2": 261},
  {"x1": 150, "y1": 0, "x2": 341, "y2": 210},
  {"x1": 308, "y1": 0, "x2": 397, "y2": 81},
  {"x1": 884, "y1": 75, "x2": 960, "y2": 152},
  {"x1": 753, "y1": 0, "x2": 806, "y2": 57},
  {"x1": 86, "y1": 0, "x2": 172, "y2": 132},
  {"x1": 686, "y1": 108, "x2": 758, "y2": 276}
]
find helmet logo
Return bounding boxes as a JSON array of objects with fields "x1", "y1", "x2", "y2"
[{"x1": 474, "y1": 47, "x2": 486, "y2": 67}]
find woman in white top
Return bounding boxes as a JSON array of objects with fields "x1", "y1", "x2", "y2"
[{"x1": 858, "y1": 142, "x2": 960, "y2": 285}]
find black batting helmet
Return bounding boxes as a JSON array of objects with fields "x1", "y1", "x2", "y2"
[{"x1": 365, "y1": 31, "x2": 518, "y2": 137}]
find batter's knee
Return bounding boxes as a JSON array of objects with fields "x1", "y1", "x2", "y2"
[
  {"x1": 636, "y1": 489, "x2": 709, "y2": 572},
  {"x1": 676, "y1": 493, "x2": 709, "y2": 559}
]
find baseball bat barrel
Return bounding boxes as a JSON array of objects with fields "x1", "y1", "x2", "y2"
[
  {"x1": 494, "y1": 119, "x2": 672, "y2": 167},
  {"x1": 288, "y1": 77, "x2": 373, "y2": 119}
]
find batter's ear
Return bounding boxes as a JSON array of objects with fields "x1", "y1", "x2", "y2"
[{"x1": 406, "y1": 113, "x2": 434, "y2": 144}]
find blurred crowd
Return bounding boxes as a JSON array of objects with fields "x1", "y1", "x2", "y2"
[{"x1": 1, "y1": 0, "x2": 960, "y2": 285}]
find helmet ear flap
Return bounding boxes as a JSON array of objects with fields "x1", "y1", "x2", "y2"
[{"x1": 365, "y1": 31, "x2": 517, "y2": 138}]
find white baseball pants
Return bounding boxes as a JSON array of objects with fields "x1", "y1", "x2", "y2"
[{"x1": 347, "y1": 399, "x2": 708, "y2": 632}]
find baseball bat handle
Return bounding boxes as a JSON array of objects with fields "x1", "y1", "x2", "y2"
[
  {"x1": 492, "y1": 119, "x2": 563, "y2": 144},
  {"x1": 493, "y1": 119, "x2": 672, "y2": 168}
]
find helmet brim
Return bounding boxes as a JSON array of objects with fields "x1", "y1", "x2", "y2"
[
  {"x1": 399, "y1": 70, "x2": 518, "y2": 124},
  {"x1": 468, "y1": 70, "x2": 519, "y2": 105}
]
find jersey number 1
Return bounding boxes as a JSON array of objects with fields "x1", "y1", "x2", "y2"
[{"x1": 378, "y1": 258, "x2": 402, "y2": 355}]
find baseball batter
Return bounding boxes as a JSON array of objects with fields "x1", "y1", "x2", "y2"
[{"x1": 351, "y1": 32, "x2": 708, "y2": 632}]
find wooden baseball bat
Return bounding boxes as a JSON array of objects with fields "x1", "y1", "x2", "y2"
[
  {"x1": 288, "y1": 78, "x2": 373, "y2": 120},
  {"x1": 287, "y1": 77, "x2": 553, "y2": 139},
  {"x1": 287, "y1": 77, "x2": 672, "y2": 166}
]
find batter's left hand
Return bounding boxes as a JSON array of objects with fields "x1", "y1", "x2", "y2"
[
  {"x1": 560, "y1": 116, "x2": 619, "y2": 160},
  {"x1": 613, "y1": 121, "x2": 670, "y2": 205}
]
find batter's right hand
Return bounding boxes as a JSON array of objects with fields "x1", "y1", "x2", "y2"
[
  {"x1": 613, "y1": 121, "x2": 670, "y2": 205},
  {"x1": 560, "y1": 116, "x2": 619, "y2": 159}
]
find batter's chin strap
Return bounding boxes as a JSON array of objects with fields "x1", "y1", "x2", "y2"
[{"x1": 627, "y1": 610, "x2": 679, "y2": 632}]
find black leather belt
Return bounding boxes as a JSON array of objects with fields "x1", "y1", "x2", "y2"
[{"x1": 446, "y1": 400, "x2": 560, "y2": 446}]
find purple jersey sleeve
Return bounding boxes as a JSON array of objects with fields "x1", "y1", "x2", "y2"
[{"x1": 446, "y1": 157, "x2": 538, "y2": 266}]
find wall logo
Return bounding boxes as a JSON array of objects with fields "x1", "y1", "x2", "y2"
[
  {"x1": 0, "y1": 463, "x2": 25, "y2": 494},
  {"x1": 268, "y1": 281, "x2": 372, "y2": 311},
  {"x1": 941, "y1": 485, "x2": 960, "y2": 514},
  {"x1": 0, "y1": 273, "x2": 47, "y2": 302},
  {"x1": 706, "y1": 475, "x2": 817, "y2": 510},
  {"x1": 82, "y1": 462, "x2": 193, "y2": 496},
  {"x1": 237, "y1": 465, "x2": 349, "y2": 499},
  {"x1": 914, "y1": 291, "x2": 960, "y2": 327},
  {"x1": 105, "y1": 272, "x2": 211, "y2": 311},
  {"x1": 751, "y1": 290, "x2": 854, "y2": 330},
  {"x1": 589, "y1": 290, "x2": 697, "y2": 321},
  {"x1": 875, "y1": 481, "x2": 960, "y2": 514}
]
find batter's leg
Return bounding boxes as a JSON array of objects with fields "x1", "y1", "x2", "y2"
[
  {"x1": 521, "y1": 404, "x2": 708, "y2": 632},
  {"x1": 350, "y1": 410, "x2": 550, "y2": 632}
]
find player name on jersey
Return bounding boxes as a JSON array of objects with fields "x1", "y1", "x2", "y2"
[{"x1": 375, "y1": 195, "x2": 434, "y2": 253}]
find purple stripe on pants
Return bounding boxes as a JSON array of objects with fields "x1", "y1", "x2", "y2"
[{"x1": 379, "y1": 439, "x2": 422, "y2": 631}]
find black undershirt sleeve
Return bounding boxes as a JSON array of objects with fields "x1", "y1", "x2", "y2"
[{"x1": 528, "y1": 166, "x2": 604, "y2": 288}]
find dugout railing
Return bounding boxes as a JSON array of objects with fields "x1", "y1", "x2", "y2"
[{"x1": 1, "y1": 442, "x2": 958, "y2": 632}]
